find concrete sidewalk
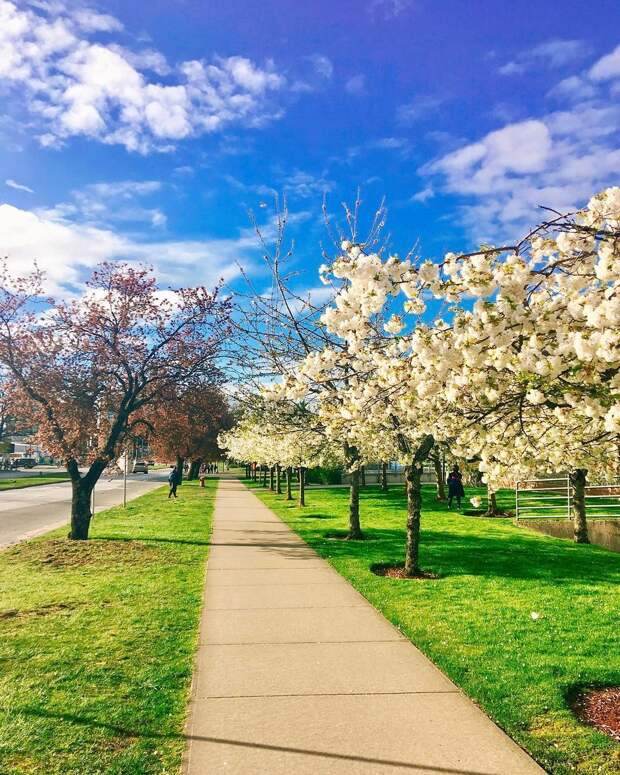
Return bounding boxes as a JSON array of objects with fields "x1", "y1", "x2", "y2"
[{"x1": 184, "y1": 479, "x2": 545, "y2": 775}]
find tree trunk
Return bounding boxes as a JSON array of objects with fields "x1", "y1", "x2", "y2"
[
  {"x1": 286, "y1": 467, "x2": 293, "y2": 500},
  {"x1": 176, "y1": 455, "x2": 184, "y2": 484},
  {"x1": 344, "y1": 444, "x2": 363, "y2": 539},
  {"x1": 381, "y1": 461, "x2": 388, "y2": 493},
  {"x1": 261, "y1": 465, "x2": 267, "y2": 487},
  {"x1": 188, "y1": 458, "x2": 201, "y2": 480},
  {"x1": 570, "y1": 469, "x2": 589, "y2": 544},
  {"x1": 269, "y1": 466, "x2": 275, "y2": 491},
  {"x1": 485, "y1": 487, "x2": 501, "y2": 517},
  {"x1": 253, "y1": 463, "x2": 257, "y2": 481},
  {"x1": 432, "y1": 454, "x2": 446, "y2": 500},
  {"x1": 276, "y1": 464, "x2": 282, "y2": 494},
  {"x1": 298, "y1": 466, "x2": 306, "y2": 506},
  {"x1": 360, "y1": 465, "x2": 366, "y2": 487},
  {"x1": 348, "y1": 466, "x2": 363, "y2": 539},
  {"x1": 69, "y1": 476, "x2": 94, "y2": 540},
  {"x1": 404, "y1": 463, "x2": 423, "y2": 576}
]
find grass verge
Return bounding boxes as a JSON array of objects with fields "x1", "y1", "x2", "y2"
[
  {"x1": 0, "y1": 474, "x2": 70, "y2": 491},
  {"x1": 0, "y1": 479, "x2": 215, "y2": 775},
  {"x1": 249, "y1": 480, "x2": 620, "y2": 775}
]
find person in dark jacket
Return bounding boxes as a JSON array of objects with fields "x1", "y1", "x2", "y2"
[
  {"x1": 168, "y1": 465, "x2": 181, "y2": 499},
  {"x1": 447, "y1": 465, "x2": 465, "y2": 508}
]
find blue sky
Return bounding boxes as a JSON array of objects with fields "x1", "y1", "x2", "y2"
[{"x1": 1, "y1": 0, "x2": 620, "y2": 297}]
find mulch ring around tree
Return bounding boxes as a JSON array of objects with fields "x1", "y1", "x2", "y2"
[
  {"x1": 370, "y1": 562, "x2": 440, "y2": 580},
  {"x1": 569, "y1": 686, "x2": 620, "y2": 741},
  {"x1": 7, "y1": 538, "x2": 160, "y2": 569}
]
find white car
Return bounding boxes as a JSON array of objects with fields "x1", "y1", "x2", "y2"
[{"x1": 131, "y1": 460, "x2": 149, "y2": 474}]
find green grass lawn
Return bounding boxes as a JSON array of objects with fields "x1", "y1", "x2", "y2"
[
  {"x1": 0, "y1": 474, "x2": 70, "y2": 491},
  {"x1": 0, "y1": 479, "x2": 215, "y2": 775},
  {"x1": 250, "y1": 480, "x2": 620, "y2": 775}
]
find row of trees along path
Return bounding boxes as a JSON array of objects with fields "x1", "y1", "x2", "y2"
[{"x1": 222, "y1": 188, "x2": 620, "y2": 576}]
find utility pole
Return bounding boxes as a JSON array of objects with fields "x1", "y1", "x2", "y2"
[{"x1": 123, "y1": 448, "x2": 128, "y2": 507}]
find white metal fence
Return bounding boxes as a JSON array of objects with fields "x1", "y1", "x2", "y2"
[{"x1": 516, "y1": 476, "x2": 620, "y2": 521}]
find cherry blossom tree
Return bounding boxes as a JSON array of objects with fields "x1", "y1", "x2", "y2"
[
  {"x1": 0, "y1": 261, "x2": 230, "y2": 539},
  {"x1": 325, "y1": 187, "x2": 620, "y2": 546},
  {"x1": 148, "y1": 383, "x2": 231, "y2": 479},
  {"x1": 267, "y1": 186, "x2": 619, "y2": 573}
]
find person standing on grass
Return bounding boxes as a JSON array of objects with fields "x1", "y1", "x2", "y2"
[
  {"x1": 199, "y1": 462, "x2": 207, "y2": 488},
  {"x1": 168, "y1": 465, "x2": 181, "y2": 499},
  {"x1": 447, "y1": 465, "x2": 465, "y2": 509}
]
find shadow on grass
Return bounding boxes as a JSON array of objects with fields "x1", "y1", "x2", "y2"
[
  {"x1": 21, "y1": 707, "x2": 495, "y2": 774},
  {"x1": 313, "y1": 526, "x2": 620, "y2": 583},
  {"x1": 92, "y1": 536, "x2": 212, "y2": 548}
]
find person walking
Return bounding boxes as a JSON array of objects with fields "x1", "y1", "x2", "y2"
[
  {"x1": 168, "y1": 465, "x2": 181, "y2": 499},
  {"x1": 447, "y1": 465, "x2": 465, "y2": 509},
  {"x1": 199, "y1": 462, "x2": 207, "y2": 488}
]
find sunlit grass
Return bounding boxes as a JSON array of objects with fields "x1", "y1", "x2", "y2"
[
  {"x1": 0, "y1": 474, "x2": 70, "y2": 491},
  {"x1": 251, "y1": 480, "x2": 620, "y2": 775},
  {"x1": 0, "y1": 479, "x2": 215, "y2": 775}
]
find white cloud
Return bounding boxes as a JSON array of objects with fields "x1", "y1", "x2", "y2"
[
  {"x1": 307, "y1": 54, "x2": 333, "y2": 80},
  {"x1": 37, "y1": 179, "x2": 169, "y2": 229},
  {"x1": 529, "y1": 39, "x2": 589, "y2": 67},
  {"x1": 411, "y1": 186, "x2": 434, "y2": 203},
  {"x1": 284, "y1": 170, "x2": 335, "y2": 199},
  {"x1": 498, "y1": 61, "x2": 526, "y2": 76},
  {"x1": 368, "y1": 0, "x2": 413, "y2": 19},
  {"x1": 423, "y1": 41, "x2": 620, "y2": 240},
  {"x1": 5, "y1": 178, "x2": 34, "y2": 193},
  {"x1": 345, "y1": 74, "x2": 366, "y2": 95},
  {"x1": 0, "y1": 203, "x2": 259, "y2": 294},
  {"x1": 498, "y1": 38, "x2": 589, "y2": 76},
  {"x1": 589, "y1": 44, "x2": 620, "y2": 81},
  {"x1": 424, "y1": 91, "x2": 620, "y2": 240},
  {"x1": 72, "y1": 8, "x2": 123, "y2": 33},
  {"x1": 0, "y1": 0, "x2": 287, "y2": 153},
  {"x1": 397, "y1": 95, "x2": 445, "y2": 125}
]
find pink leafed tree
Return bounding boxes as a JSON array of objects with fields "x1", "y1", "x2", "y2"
[{"x1": 0, "y1": 261, "x2": 230, "y2": 539}]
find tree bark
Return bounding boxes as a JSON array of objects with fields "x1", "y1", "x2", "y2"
[
  {"x1": 360, "y1": 465, "x2": 366, "y2": 487},
  {"x1": 67, "y1": 457, "x2": 106, "y2": 540},
  {"x1": 570, "y1": 468, "x2": 589, "y2": 544},
  {"x1": 381, "y1": 461, "x2": 388, "y2": 492},
  {"x1": 176, "y1": 455, "x2": 184, "y2": 484},
  {"x1": 344, "y1": 444, "x2": 363, "y2": 539},
  {"x1": 286, "y1": 467, "x2": 293, "y2": 500},
  {"x1": 269, "y1": 465, "x2": 275, "y2": 491},
  {"x1": 402, "y1": 435, "x2": 434, "y2": 576},
  {"x1": 485, "y1": 487, "x2": 502, "y2": 517},
  {"x1": 276, "y1": 463, "x2": 282, "y2": 494},
  {"x1": 261, "y1": 465, "x2": 267, "y2": 487},
  {"x1": 252, "y1": 463, "x2": 257, "y2": 481},
  {"x1": 432, "y1": 453, "x2": 446, "y2": 501},
  {"x1": 404, "y1": 463, "x2": 423, "y2": 576},
  {"x1": 298, "y1": 466, "x2": 306, "y2": 506},
  {"x1": 348, "y1": 467, "x2": 363, "y2": 539},
  {"x1": 69, "y1": 476, "x2": 94, "y2": 540},
  {"x1": 188, "y1": 458, "x2": 201, "y2": 480}
]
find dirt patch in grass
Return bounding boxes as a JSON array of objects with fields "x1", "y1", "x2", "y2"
[
  {"x1": 570, "y1": 686, "x2": 620, "y2": 742},
  {"x1": 8, "y1": 539, "x2": 161, "y2": 569},
  {"x1": 0, "y1": 601, "x2": 82, "y2": 620},
  {"x1": 370, "y1": 562, "x2": 440, "y2": 580}
]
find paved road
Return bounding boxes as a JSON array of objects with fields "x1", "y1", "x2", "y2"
[
  {"x1": 184, "y1": 479, "x2": 544, "y2": 775},
  {"x1": 0, "y1": 466, "x2": 68, "y2": 480},
  {"x1": 0, "y1": 472, "x2": 168, "y2": 548}
]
